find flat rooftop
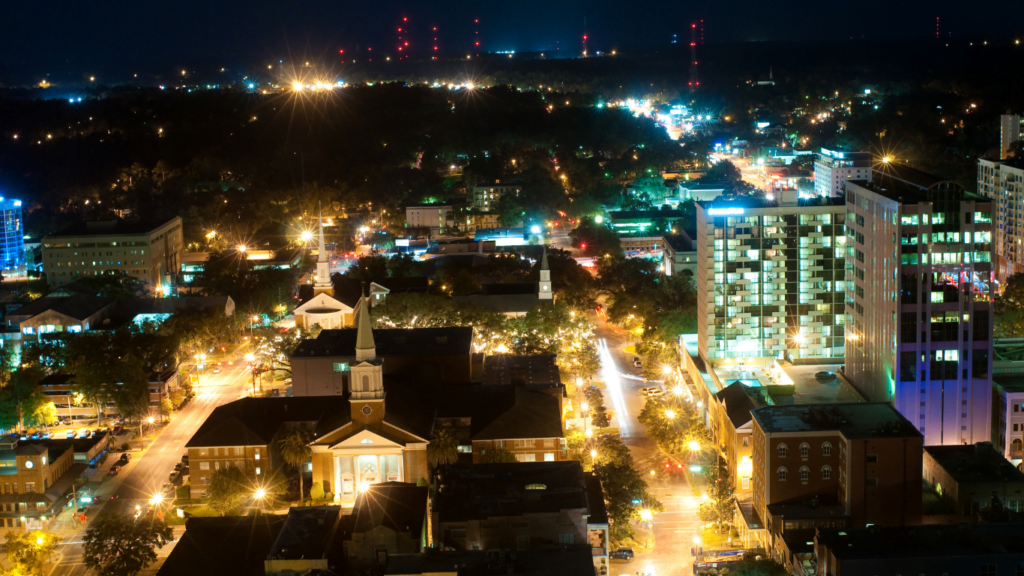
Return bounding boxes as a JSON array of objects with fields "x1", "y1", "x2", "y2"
[
  {"x1": 924, "y1": 443, "x2": 1024, "y2": 484},
  {"x1": 697, "y1": 194, "x2": 846, "y2": 212},
  {"x1": 45, "y1": 216, "x2": 179, "y2": 238},
  {"x1": 434, "y1": 462, "x2": 589, "y2": 523},
  {"x1": 751, "y1": 403, "x2": 920, "y2": 439},
  {"x1": 817, "y1": 523, "x2": 1024, "y2": 560},
  {"x1": 849, "y1": 164, "x2": 988, "y2": 205}
]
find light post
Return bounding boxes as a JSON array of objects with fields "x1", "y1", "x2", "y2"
[
  {"x1": 254, "y1": 488, "x2": 266, "y2": 514},
  {"x1": 146, "y1": 416, "x2": 155, "y2": 451},
  {"x1": 246, "y1": 353, "x2": 256, "y2": 395},
  {"x1": 590, "y1": 449, "x2": 597, "y2": 469}
]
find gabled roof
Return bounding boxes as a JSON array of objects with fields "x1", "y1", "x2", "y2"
[
  {"x1": 716, "y1": 382, "x2": 761, "y2": 429},
  {"x1": 438, "y1": 386, "x2": 563, "y2": 441},
  {"x1": 347, "y1": 482, "x2": 428, "y2": 538},
  {"x1": 158, "y1": 516, "x2": 285, "y2": 576},
  {"x1": 7, "y1": 294, "x2": 113, "y2": 321},
  {"x1": 293, "y1": 292, "x2": 352, "y2": 315},
  {"x1": 292, "y1": 327, "x2": 473, "y2": 358},
  {"x1": 185, "y1": 397, "x2": 349, "y2": 448}
]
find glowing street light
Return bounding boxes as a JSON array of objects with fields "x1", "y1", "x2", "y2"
[
  {"x1": 581, "y1": 402, "x2": 589, "y2": 411},
  {"x1": 585, "y1": 429, "x2": 593, "y2": 438},
  {"x1": 149, "y1": 493, "x2": 164, "y2": 506},
  {"x1": 147, "y1": 416, "x2": 154, "y2": 424},
  {"x1": 639, "y1": 509, "x2": 653, "y2": 521},
  {"x1": 300, "y1": 230, "x2": 314, "y2": 243},
  {"x1": 245, "y1": 353, "x2": 256, "y2": 363},
  {"x1": 357, "y1": 481, "x2": 371, "y2": 493},
  {"x1": 688, "y1": 440, "x2": 702, "y2": 452},
  {"x1": 662, "y1": 365, "x2": 672, "y2": 375},
  {"x1": 672, "y1": 385, "x2": 684, "y2": 396},
  {"x1": 254, "y1": 488, "x2": 266, "y2": 500},
  {"x1": 237, "y1": 244, "x2": 248, "y2": 253},
  {"x1": 665, "y1": 409, "x2": 677, "y2": 420},
  {"x1": 882, "y1": 156, "x2": 891, "y2": 163},
  {"x1": 292, "y1": 81, "x2": 304, "y2": 91}
]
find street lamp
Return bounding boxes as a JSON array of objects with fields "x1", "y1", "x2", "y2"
[
  {"x1": 665, "y1": 409, "x2": 676, "y2": 420},
  {"x1": 246, "y1": 353, "x2": 257, "y2": 395},
  {"x1": 688, "y1": 440, "x2": 702, "y2": 452},
  {"x1": 672, "y1": 385, "x2": 684, "y2": 396},
  {"x1": 662, "y1": 365, "x2": 672, "y2": 375},
  {"x1": 639, "y1": 509, "x2": 653, "y2": 522}
]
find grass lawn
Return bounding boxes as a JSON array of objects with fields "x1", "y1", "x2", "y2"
[{"x1": 701, "y1": 526, "x2": 742, "y2": 550}]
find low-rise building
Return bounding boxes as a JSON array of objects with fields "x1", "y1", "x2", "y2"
[
  {"x1": 748, "y1": 403, "x2": 923, "y2": 559},
  {"x1": 993, "y1": 374, "x2": 1024, "y2": 465},
  {"x1": 815, "y1": 523, "x2": 1024, "y2": 576},
  {"x1": 432, "y1": 462, "x2": 608, "y2": 569},
  {"x1": 385, "y1": 548, "x2": 597, "y2": 576},
  {"x1": 711, "y1": 382, "x2": 766, "y2": 493},
  {"x1": 158, "y1": 516, "x2": 286, "y2": 576},
  {"x1": 42, "y1": 216, "x2": 183, "y2": 289},
  {"x1": 619, "y1": 235, "x2": 663, "y2": 258},
  {"x1": 4, "y1": 293, "x2": 114, "y2": 347},
  {"x1": 264, "y1": 507, "x2": 343, "y2": 576},
  {"x1": 812, "y1": 148, "x2": 871, "y2": 198},
  {"x1": 0, "y1": 437, "x2": 88, "y2": 535},
  {"x1": 406, "y1": 202, "x2": 460, "y2": 236},
  {"x1": 662, "y1": 233, "x2": 697, "y2": 277},
  {"x1": 342, "y1": 482, "x2": 429, "y2": 570},
  {"x1": 472, "y1": 182, "x2": 521, "y2": 212},
  {"x1": 923, "y1": 442, "x2": 1024, "y2": 520}
]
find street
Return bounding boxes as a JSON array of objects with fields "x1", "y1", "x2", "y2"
[
  {"x1": 592, "y1": 316, "x2": 700, "y2": 576},
  {"x1": 47, "y1": 355, "x2": 253, "y2": 576}
]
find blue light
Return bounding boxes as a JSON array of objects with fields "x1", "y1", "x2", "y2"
[
  {"x1": 530, "y1": 225, "x2": 541, "y2": 234},
  {"x1": 248, "y1": 83, "x2": 255, "y2": 89}
]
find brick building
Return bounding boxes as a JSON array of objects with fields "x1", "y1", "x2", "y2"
[
  {"x1": 923, "y1": 442, "x2": 1024, "y2": 520},
  {"x1": 747, "y1": 403, "x2": 923, "y2": 559},
  {"x1": 0, "y1": 437, "x2": 88, "y2": 534}
]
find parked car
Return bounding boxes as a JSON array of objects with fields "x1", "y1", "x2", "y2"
[
  {"x1": 119, "y1": 453, "x2": 131, "y2": 464},
  {"x1": 173, "y1": 462, "x2": 183, "y2": 472},
  {"x1": 815, "y1": 371, "x2": 836, "y2": 380},
  {"x1": 181, "y1": 454, "x2": 189, "y2": 466},
  {"x1": 112, "y1": 424, "x2": 123, "y2": 435},
  {"x1": 212, "y1": 368, "x2": 221, "y2": 374},
  {"x1": 632, "y1": 357, "x2": 642, "y2": 368},
  {"x1": 160, "y1": 483, "x2": 175, "y2": 498},
  {"x1": 641, "y1": 386, "x2": 663, "y2": 397},
  {"x1": 169, "y1": 470, "x2": 179, "y2": 483},
  {"x1": 610, "y1": 548, "x2": 634, "y2": 562},
  {"x1": 108, "y1": 465, "x2": 121, "y2": 476}
]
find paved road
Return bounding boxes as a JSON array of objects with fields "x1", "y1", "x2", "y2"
[
  {"x1": 592, "y1": 314, "x2": 700, "y2": 576},
  {"x1": 47, "y1": 355, "x2": 253, "y2": 576}
]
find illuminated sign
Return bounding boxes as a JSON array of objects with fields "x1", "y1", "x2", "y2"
[
  {"x1": 395, "y1": 239, "x2": 410, "y2": 247},
  {"x1": 756, "y1": 121, "x2": 770, "y2": 129},
  {"x1": 707, "y1": 208, "x2": 744, "y2": 216},
  {"x1": 820, "y1": 148, "x2": 845, "y2": 159}
]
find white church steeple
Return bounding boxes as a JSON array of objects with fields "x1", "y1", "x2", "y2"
[
  {"x1": 538, "y1": 247, "x2": 553, "y2": 300},
  {"x1": 313, "y1": 207, "x2": 334, "y2": 296}
]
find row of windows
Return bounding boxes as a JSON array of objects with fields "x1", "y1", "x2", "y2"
[
  {"x1": 777, "y1": 442, "x2": 831, "y2": 458},
  {"x1": 777, "y1": 465, "x2": 831, "y2": 481}
]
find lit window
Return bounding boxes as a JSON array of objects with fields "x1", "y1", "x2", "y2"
[{"x1": 256, "y1": 467, "x2": 261, "y2": 475}]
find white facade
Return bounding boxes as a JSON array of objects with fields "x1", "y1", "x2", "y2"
[
  {"x1": 978, "y1": 158, "x2": 1024, "y2": 276},
  {"x1": 406, "y1": 205, "x2": 455, "y2": 235},
  {"x1": 813, "y1": 149, "x2": 872, "y2": 198}
]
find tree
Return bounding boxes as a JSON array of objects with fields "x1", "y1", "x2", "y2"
[
  {"x1": 159, "y1": 398, "x2": 174, "y2": 421},
  {"x1": 309, "y1": 481, "x2": 325, "y2": 501},
  {"x1": 594, "y1": 437, "x2": 663, "y2": 544},
  {"x1": 729, "y1": 558, "x2": 788, "y2": 576},
  {"x1": 278, "y1": 429, "x2": 312, "y2": 500},
  {"x1": 387, "y1": 253, "x2": 423, "y2": 278},
  {"x1": 480, "y1": 447, "x2": 517, "y2": 463},
  {"x1": 569, "y1": 219, "x2": 623, "y2": 258},
  {"x1": 74, "y1": 271, "x2": 145, "y2": 300},
  {"x1": 82, "y1": 513, "x2": 173, "y2": 576},
  {"x1": 701, "y1": 458, "x2": 737, "y2": 532},
  {"x1": 345, "y1": 255, "x2": 388, "y2": 280},
  {"x1": 3, "y1": 530, "x2": 61, "y2": 576},
  {"x1": 427, "y1": 427, "x2": 459, "y2": 468},
  {"x1": 204, "y1": 466, "x2": 252, "y2": 516},
  {"x1": 22, "y1": 391, "x2": 58, "y2": 428},
  {"x1": 169, "y1": 388, "x2": 185, "y2": 408}
]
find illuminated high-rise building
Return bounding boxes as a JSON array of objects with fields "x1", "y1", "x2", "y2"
[
  {"x1": 813, "y1": 148, "x2": 872, "y2": 198},
  {"x1": 695, "y1": 190, "x2": 847, "y2": 362},
  {"x1": 843, "y1": 165, "x2": 994, "y2": 446},
  {"x1": 977, "y1": 157, "x2": 1024, "y2": 279},
  {"x1": 1000, "y1": 114, "x2": 1024, "y2": 160},
  {"x1": 0, "y1": 197, "x2": 24, "y2": 274}
]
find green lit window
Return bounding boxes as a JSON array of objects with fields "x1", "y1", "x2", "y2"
[
  {"x1": 332, "y1": 363, "x2": 350, "y2": 373},
  {"x1": 931, "y1": 292, "x2": 944, "y2": 303}
]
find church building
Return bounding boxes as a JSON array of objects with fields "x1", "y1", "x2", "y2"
[{"x1": 292, "y1": 214, "x2": 355, "y2": 330}]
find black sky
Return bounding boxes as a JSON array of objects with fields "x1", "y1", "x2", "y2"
[{"x1": 3, "y1": 0, "x2": 1023, "y2": 78}]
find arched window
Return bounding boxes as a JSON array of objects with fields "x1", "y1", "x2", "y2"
[
  {"x1": 822, "y1": 465, "x2": 832, "y2": 480},
  {"x1": 1013, "y1": 439, "x2": 1023, "y2": 451},
  {"x1": 778, "y1": 467, "x2": 788, "y2": 481},
  {"x1": 799, "y1": 466, "x2": 809, "y2": 481},
  {"x1": 778, "y1": 443, "x2": 788, "y2": 458},
  {"x1": 361, "y1": 375, "x2": 370, "y2": 392},
  {"x1": 822, "y1": 442, "x2": 832, "y2": 457},
  {"x1": 799, "y1": 443, "x2": 810, "y2": 458}
]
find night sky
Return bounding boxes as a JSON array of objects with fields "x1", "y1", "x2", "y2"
[{"x1": 3, "y1": 0, "x2": 1023, "y2": 79}]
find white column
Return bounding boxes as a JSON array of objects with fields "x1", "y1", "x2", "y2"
[
  {"x1": 376, "y1": 455, "x2": 381, "y2": 484},
  {"x1": 333, "y1": 456, "x2": 341, "y2": 502},
  {"x1": 399, "y1": 451, "x2": 405, "y2": 482}
]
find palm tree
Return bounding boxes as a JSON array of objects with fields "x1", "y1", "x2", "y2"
[
  {"x1": 278, "y1": 429, "x2": 312, "y2": 502},
  {"x1": 427, "y1": 427, "x2": 459, "y2": 468}
]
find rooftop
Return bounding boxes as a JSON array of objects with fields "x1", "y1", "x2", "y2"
[
  {"x1": 816, "y1": 523, "x2": 1024, "y2": 560},
  {"x1": 995, "y1": 375, "x2": 1024, "y2": 393},
  {"x1": 924, "y1": 443, "x2": 1024, "y2": 485},
  {"x1": 384, "y1": 547, "x2": 596, "y2": 576},
  {"x1": 663, "y1": 234, "x2": 694, "y2": 252},
  {"x1": 185, "y1": 396, "x2": 350, "y2": 448},
  {"x1": 157, "y1": 516, "x2": 285, "y2": 576},
  {"x1": 697, "y1": 194, "x2": 846, "y2": 212},
  {"x1": 436, "y1": 386, "x2": 564, "y2": 441},
  {"x1": 434, "y1": 462, "x2": 591, "y2": 523},
  {"x1": 345, "y1": 482, "x2": 428, "y2": 539},
  {"x1": 980, "y1": 156, "x2": 1024, "y2": 170},
  {"x1": 267, "y1": 507, "x2": 342, "y2": 562},
  {"x1": 750, "y1": 403, "x2": 920, "y2": 439},
  {"x1": 6, "y1": 294, "x2": 113, "y2": 321},
  {"x1": 483, "y1": 354, "x2": 562, "y2": 387},
  {"x1": 848, "y1": 164, "x2": 988, "y2": 205},
  {"x1": 292, "y1": 327, "x2": 473, "y2": 358},
  {"x1": 46, "y1": 216, "x2": 180, "y2": 239}
]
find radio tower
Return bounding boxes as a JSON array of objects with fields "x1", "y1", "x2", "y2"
[
  {"x1": 936, "y1": 16, "x2": 940, "y2": 39},
  {"x1": 582, "y1": 17, "x2": 588, "y2": 57},
  {"x1": 689, "y1": 23, "x2": 698, "y2": 93}
]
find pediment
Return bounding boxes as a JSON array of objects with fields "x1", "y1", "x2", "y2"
[
  {"x1": 294, "y1": 293, "x2": 353, "y2": 314},
  {"x1": 329, "y1": 428, "x2": 403, "y2": 449}
]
